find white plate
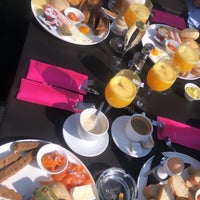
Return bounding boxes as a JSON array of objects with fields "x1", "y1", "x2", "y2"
[
  {"x1": 31, "y1": 0, "x2": 110, "y2": 45},
  {"x1": 0, "y1": 139, "x2": 98, "y2": 199},
  {"x1": 142, "y1": 23, "x2": 200, "y2": 80},
  {"x1": 111, "y1": 116, "x2": 153, "y2": 158},
  {"x1": 62, "y1": 113, "x2": 109, "y2": 157},
  {"x1": 137, "y1": 151, "x2": 200, "y2": 200}
]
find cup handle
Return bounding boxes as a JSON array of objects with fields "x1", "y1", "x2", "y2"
[{"x1": 140, "y1": 136, "x2": 154, "y2": 149}]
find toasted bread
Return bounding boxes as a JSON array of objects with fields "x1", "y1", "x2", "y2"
[
  {"x1": 157, "y1": 184, "x2": 175, "y2": 200},
  {"x1": 0, "y1": 186, "x2": 22, "y2": 200},
  {"x1": 143, "y1": 184, "x2": 162, "y2": 199},
  {"x1": 168, "y1": 175, "x2": 190, "y2": 198}
]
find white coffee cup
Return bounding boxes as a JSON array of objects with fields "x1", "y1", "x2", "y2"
[
  {"x1": 78, "y1": 108, "x2": 109, "y2": 141},
  {"x1": 156, "y1": 157, "x2": 184, "y2": 179},
  {"x1": 125, "y1": 113, "x2": 153, "y2": 145}
]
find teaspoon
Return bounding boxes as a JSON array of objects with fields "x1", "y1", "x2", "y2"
[{"x1": 165, "y1": 136, "x2": 176, "y2": 152}]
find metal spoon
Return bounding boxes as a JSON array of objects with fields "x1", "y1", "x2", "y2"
[
  {"x1": 92, "y1": 101, "x2": 105, "y2": 121},
  {"x1": 165, "y1": 136, "x2": 176, "y2": 152}
]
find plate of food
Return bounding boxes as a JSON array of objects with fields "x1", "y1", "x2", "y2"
[
  {"x1": 137, "y1": 151, "x2": 200, "y2": 200},
  {"x1": 142, "y1": 24, "x2": 200, "y2": 80},
  {"x1": 0, "y1": 139, "x2": 98, "y2": 199},
  {"x1": 31, "y1": 0, "x2": 110, "y2": 45}
]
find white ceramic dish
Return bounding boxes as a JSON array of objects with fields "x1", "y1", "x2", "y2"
[
  {"x1": 36, "y1": 143, "x2": 69, "y2": 174},
  {"x1": 142, "y1": 23, "x2": 200, "y2": 80},
  {"x1": 165, "y1": 39, "x2": 180, "y2": 56},
  {"x1": 0, "y1": 139, "x2": 98, "y2": 199},
  {"x1": 137, "y1": 151, "x2": 200, "y2": 200},
  {"x1": 31, "y1": 0, "x2": 110, "y2": 45},
  {"x1": 62, "y1": 113, "x2": 109, "y2": 157},
  {"x1": 184, "y1": 83, "x2": 200, "y2": 101},
  {"x1": 64, "y1": 7, "x2": 85, "y2": 25},
  {"x1": 111, "y1": 116, "x2": 153, "y2": 158}
]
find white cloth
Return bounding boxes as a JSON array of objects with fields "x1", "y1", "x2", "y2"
[{"x1": 186, "y1": 0, "x2": 200, "y2": 30}]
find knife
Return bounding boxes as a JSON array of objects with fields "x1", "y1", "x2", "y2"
[{"x1": 80, "y1": 85, "x2": 100, "y2": 95}]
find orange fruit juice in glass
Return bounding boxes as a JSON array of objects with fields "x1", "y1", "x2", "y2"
[
  {"x1": 105, "y1": 70, "x2": 140, "y2": 108},
  {"x1": 147, "y1": 62, "x2": 177, "y2": 92},
  {"x1": 173, "y1": 44, "x2": 199, "y2": 73},
  {"x1": 125, "y1": 3, "x2": 150, "y2": 27}
]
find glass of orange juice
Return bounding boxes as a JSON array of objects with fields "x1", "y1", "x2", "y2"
[
  {"x1": 136, "y1": 57, "x2": 178, "y2": 109},
  {"x1": 125, "y1": 0, "x2": 153, "y2": 28},
  {"x1": 105, "y1": 69, "x2": 141, "y2": 111},
  {"x1": 172, "y1": 44, "x2": 199, "y2": 74}
]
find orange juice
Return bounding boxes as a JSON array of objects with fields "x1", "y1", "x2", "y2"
[
  {"x1": 147, "y1": 62, "x2": 177, "y2": 92},
  {"x1": 125, "y1": 3, "x2": 150, "y2": 27},
  {"x1": 173, "y1": 45, "x2": 199, "y2": 73},
  {"x1": 105, "y1": 75, "x2": 137, "y2": 108}
]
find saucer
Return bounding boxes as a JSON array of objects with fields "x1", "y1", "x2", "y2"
[
  {"x1": 62, "y1": 113, "x2": 109, "y2": 157},
  {"x1": 111, "y1": 116, "x2": 153, "y2": 158}
]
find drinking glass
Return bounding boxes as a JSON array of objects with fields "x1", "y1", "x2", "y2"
[
  {"x1": 135, "y1": 57, "x2": 179, "y2": 109},
  {"x1": 110, "y1": 21, "x2": 149, "y2": 70},
  {"x1": 124, "y1": 0, "x2": 153, "y2": 27},
  {"x1": 104, "y1": 69, "x2": 141, "y2": 113},
  {"x1": 172, "y1": 43, "x2": 199, "y2": 75},
  {"x1": 110, "y1": 0, "x2": 153, "y2": 70}
]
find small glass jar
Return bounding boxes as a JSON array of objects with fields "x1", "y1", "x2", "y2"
[{"x1": 128, "y1": 43, "x2": 154, "y2": 73}]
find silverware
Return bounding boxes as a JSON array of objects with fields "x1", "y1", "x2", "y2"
[
  {"x1": 80, "y1": 85, "x2": 100, "y2": 95},
  {"x1": 74, "y1": 102, "x2": 95, "y2": 111},
  {"x1": 80, "y1": 80, "x2": 100, "y2": 95},
  {"x1": 165, "y1": 136, "x2": 176, "y2": 152},
  {"x1": 145, "y1": 155, "x2": 167, "y2": 176}
]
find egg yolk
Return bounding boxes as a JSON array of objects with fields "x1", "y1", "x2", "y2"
[
  {"x1": 151, "y1": 48, "x2": 159, "y2": 56},
  {"x1": 78, "y1": 25, "x2": 90, "y2": 34}
]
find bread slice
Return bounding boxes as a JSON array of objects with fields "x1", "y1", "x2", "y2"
[
  {"x1": 0, "y1": 186, "x2": 22, "y2": 200},
  {"x1": 70, "y1": 184, "x2": 95, "y2": 200},
  {"x1": 157, "y1": 184, "x2": 175, "y2": 200},
  {"x1": 188, "y1": 167, "x2": 200, "y2": 185},
  {"x1": 143, "y1": 184, "x2": 162, "y2": 199},
  {"x1": 168, "y1": 175, "x2": 190, "y2": 198}
]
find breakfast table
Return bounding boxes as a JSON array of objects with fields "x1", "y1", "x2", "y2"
[{"x1": 0, "y1": 1, "x2": 200, "y2": 199}]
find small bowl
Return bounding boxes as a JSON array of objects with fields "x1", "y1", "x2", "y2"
[
  {"x1": 37, "y1": 143, "x2": 68, "y2": 174},
  {"x1": 64, "y1": 7, "x2": 85, "y2": 25},
  {"x1": 165, "y1": 39, "x2": 180, "y2": 56},
  {"x1": 184, "y1": 83, "x2": 200, "y2": 101},
  {"x1": 96, "y1": 167, "x2": 137, "y2": 200}
]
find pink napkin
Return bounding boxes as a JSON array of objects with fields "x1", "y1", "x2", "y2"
[
  {"x1": 150, "y1": 9, "x2": 187, "y2": 30},
  {"x1": 26, "y1": 59, "x2": 88, "y2": 94},
  {"x1": 157, "y1": 116, "x2": 200, "y2": 151},
  {"x1": 16, "y1": 78, "x2": 83, "y2": 112}
]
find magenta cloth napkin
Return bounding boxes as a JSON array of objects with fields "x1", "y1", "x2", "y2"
[
  {"x1": 16, "y1": 78, "x2": 83, "y2": 112},
  {"x1": 150, "y1": 9, "x2": 187, "y2": 30},
  {"x1": 26, "y1": 59, "x2": 88, "y2": 94},
  {"x1": 157, "y1": 116, "x2": 200, "y2": 151}
]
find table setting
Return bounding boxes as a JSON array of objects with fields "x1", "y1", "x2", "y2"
[{"x1": 0, "y1": 0, "x2": 200, "y2": 199}]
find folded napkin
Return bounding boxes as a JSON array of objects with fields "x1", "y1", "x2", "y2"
[
  {"x1": 26, "y1": 59, "x2": 88, "y2": 94},
  {"x1": 157, "y1": 116, "x2": 200, "y2": 151},
  {"x1": 16, "y1": 78, "x2": 83, "y2": 112},
  {"x1": 150, "y1": 9, "x2": 187, "y2": 30}
]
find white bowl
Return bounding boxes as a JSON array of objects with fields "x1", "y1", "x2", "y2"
[
  {"x1": 64, "y1": 7, "x2": 85, "y2": 25},
  {"x1": 184, "y1": 83, "x2": 200, "y2": 101},
  {"x1": 37, "y1": 143, "x2": 68, "y2": 174},
  {"x1": 165, "y1": 39, "x2": 180, "y2": 56},
  {"x1": 195, "y1": 189, "x2": 200, "y2": 200}
]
